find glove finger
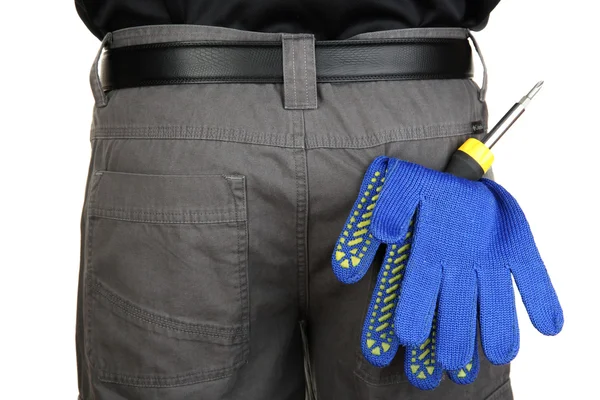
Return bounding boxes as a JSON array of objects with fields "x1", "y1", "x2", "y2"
[
  {"x1": 512, "y1": 263, "x2": 563, "y2": 336},
  {"x1": 478, "y1": 267, "x2": 520, "y2": 365},
  {"x1": 481, "y1": 179, "x2": 563, "y2": 335},
  {"x1": 436, "y1": 264, "x2": 477, "y2": 370},
  {"x1": 406, "y1": 310, "x2": 480, "y2": 389},
  {"x1": 332, "y1": 156, "x2": 389, "y2": 284},
  {"x1": 370, "y1": 158, "x2": 421, "y2": 243},
  {"x1": 361, "y1": 242, "x2": 408, "y2": 367},
  {"x1": 405, "y1": 312, "x2": 443, "y2": 390},
  {"x1": 447, "y1": 337, "x2": 480, "y2": 385},
  {"x1": 394, "y1": 209, "x2": 441, "y2": 347}
]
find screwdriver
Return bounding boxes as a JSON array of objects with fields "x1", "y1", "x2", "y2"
[{"x1": 444, "y1": 81, "x2": 544, "y2": 181}]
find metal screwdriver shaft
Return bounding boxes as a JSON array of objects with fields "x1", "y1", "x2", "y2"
[
  {"x1": 444, "y1": 81, "x2": 544, "y2": 181},
  {"x1": 482, "y1": 81, "x2": 544, "y2": 149}
]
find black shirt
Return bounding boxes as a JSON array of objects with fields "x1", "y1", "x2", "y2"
[{"x1": 76, "y1": 0, "x2": 500, "y2": 41}]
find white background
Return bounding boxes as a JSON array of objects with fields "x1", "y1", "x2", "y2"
[{"x1": 1, "y1": 1, "x2": 598, "y2": 399}]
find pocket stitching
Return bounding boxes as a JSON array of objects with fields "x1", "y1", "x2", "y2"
[
  {"x1": 87, "y1": 210, "x2": 241, "y2": 224},
  {"x1": 354, "y1": 351, "x2": 407, "y2": 386},
  {"x1": 84, "y1": 172, "x2": 250, "y2": 386},
  {"x1": 91, "y1": 277, "x2": 246, "y2": 340},
  {"x1": 96, "y1": 357, "x2": 248, "y2": 388},
  {"x1": 229, "y1": 176, "x2": 251, "y2": 358}
]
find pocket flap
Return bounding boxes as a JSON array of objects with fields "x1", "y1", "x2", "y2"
[{"x1": 88, "y1": 171, "x2": 246, "y2": 223}]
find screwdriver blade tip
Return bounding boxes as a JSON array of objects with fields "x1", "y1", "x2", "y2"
[
  {"x1": 519, "y1": 80, "x2": 544, "y2": 106},
  {"x1": 527, "y1": 81, "x2": 544, "y2": 99}
]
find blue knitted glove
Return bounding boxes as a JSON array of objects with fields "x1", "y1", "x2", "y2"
[
  {"x1": 370, "y1": 158, "x2": 563, "y2": 369},
  {"x1": 332, "y1": 156, "x2": 479, "y2": 389}
]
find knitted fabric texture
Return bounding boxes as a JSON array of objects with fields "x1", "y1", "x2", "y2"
[
  {"x1": 370, "y1": 157, "x2": 563, "y2": 369},
  {"x1": 332, "y1": 156, "x2": 478, "y2": 389},
  {"x1": 332, "y1": 156, "x2": 563, "y2": 384}
]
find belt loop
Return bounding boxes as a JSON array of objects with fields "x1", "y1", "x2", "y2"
[
  {"x1": 467, "y1": 30, "x2": 487, "y2": 103},
  {"x1": 281, "y1": 33, "x2": 318, "y2": 110},
  {"x1": 90, "y1": 32, "x2": 112, "y2": 108}
]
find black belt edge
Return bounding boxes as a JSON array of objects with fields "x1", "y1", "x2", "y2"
[{"x1": 101, "y1": 38, "x2": 473, "y2": 91}]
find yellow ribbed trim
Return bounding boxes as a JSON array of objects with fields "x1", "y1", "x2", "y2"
[{"x1": 458, "y1": 138, "x2": 495, "y2": 172}]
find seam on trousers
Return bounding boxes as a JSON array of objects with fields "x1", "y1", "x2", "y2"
[
  {"x1": 291, "y1": 110, "x2": 309, "y2": 319},
  {"x1": 484, "y1": 379, "x2": 513, "y2": 400},
  {"x1": 90, "y1": 122, "x2": 480, "y2": 149},
  {"x1": 301, "y1": 109, "x2": 316, "y2": 400},
  {"x1": 301, "y1": 110, "x2": 310, "y2": 319},
  {"x1": 305, "y1": 122, "x2": 483, "y2": 149},
  {"x1": 297, "y1": 108, "x2": 314, "y2": 398}
]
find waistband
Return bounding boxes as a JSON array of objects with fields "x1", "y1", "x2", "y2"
[
  {"x1": 90, "y1": 25, "x2": 487, "y2": 109},
  {"x1": 108, "y1": 25, "x2": 472, "y2": 48}
]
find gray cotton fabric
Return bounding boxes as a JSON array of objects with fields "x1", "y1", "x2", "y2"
[{"x1": 76, "y1": 24, "x2": 512, "y2": 400}]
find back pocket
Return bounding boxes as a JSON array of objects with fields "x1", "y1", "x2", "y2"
[{"x1": 83, "y1": 171, "x2": 249, "y2": 387}]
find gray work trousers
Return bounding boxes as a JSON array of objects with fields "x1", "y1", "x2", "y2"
[{"x1": 76, "y1": 24, "x2": 513, "y2": 400}]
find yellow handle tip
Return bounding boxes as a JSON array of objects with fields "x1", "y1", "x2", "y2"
[{"x1": 458, "y1": 138, "x2": 494, "y2": 173}]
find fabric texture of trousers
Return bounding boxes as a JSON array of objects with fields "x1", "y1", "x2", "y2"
[{"x1": 76, "y1": 24, "x2": 512, "y2": 400}]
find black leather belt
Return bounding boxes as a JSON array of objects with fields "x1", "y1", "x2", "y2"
[{"x1": 100, "y1": 38, "x2": 473, "y2": 91}]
